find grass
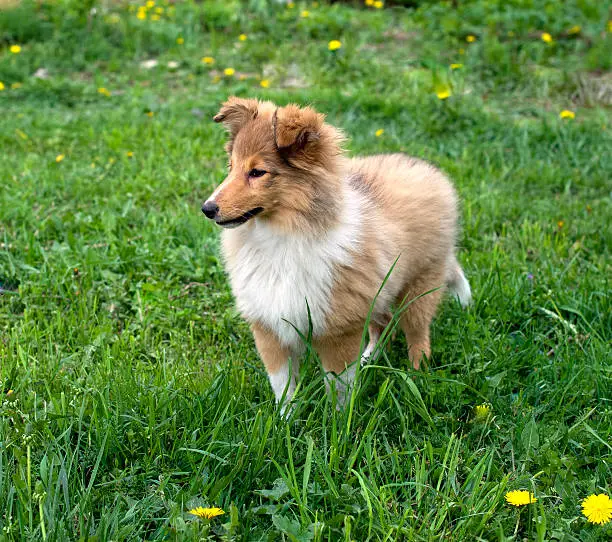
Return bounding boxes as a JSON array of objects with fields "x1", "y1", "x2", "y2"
[{"x1": 0, "y1": 0, "x2": 611, "y2": 540}]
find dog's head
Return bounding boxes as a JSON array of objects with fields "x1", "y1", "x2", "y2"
[{"x1": 202, "y1": 97, "x2": 344, "y2": 229}]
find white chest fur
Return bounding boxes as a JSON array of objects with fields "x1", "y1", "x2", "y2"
[{"x1": 222, "y1": 187, "x2": 363, "y2": 349}]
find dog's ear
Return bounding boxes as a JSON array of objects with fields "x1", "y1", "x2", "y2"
[
  {"x1": 273, "y1": 104, "x2": 325, "y2": 153},
  {"x1": 213, "y1": 97, "x2": 259, "y2": 138}
]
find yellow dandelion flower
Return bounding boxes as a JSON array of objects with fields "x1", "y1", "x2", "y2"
[
  {"x1": 146, "y1": 111, "x2": 154, "y2": 117},
  {"x1": 201, "y1": 56, "x2": 215, "y2": 65},
  {"x1": 97, "y1": 87, "x2": 111, "y2": 97},
  {"x1": 435, "y1": 84, "x2": 451, "y2": 100},
  {"x1": 559, "y1": 109, "x2": 575, "y2": 119},
  {"x1": 505, "y1": 490, "x2": 537, "y2": 506},
  {"x1": 608, "y1": 21, "x2": 612, "y2": 32},
  {"x1": 55, "y1": 154, "x2": 65, "y2": 163},
  {"x1": 0, "y1": 82, "x2": 4, "y2": 91},
  {"x1": 10, "y1": 45, "x2": 21, "y2": 54},
  {"x1": 151, "y1": 13, "x2": 160, "y2": 21},
  {"x1": 474, "y1": 403, "x2": 491, "y2": 419},
  {"x1": 127, "y1": 151, "x2": 134, "y2": 157},
  {"x1": 155, "y1": 6, "x2": 163, "y2": 14},
  {"x1": 450, "y1": 63, "x2": 463, "y2": 70},
  {"x1": 328, "y1": 39, "x2": 342, "y2": 51},
  {"x1": 224, "y1": 67, "x2": 235, "y2": 76},
  {"x1": 365, "y1": 0, "x2": 374, "y2": 4},
  {"x1": 373, "y1": 0, "x2": 384, "y2": 8},
  {"x1": 287, "y1": 2, "x2": 295, "y2": 7},
  {"x1": 136, "y1": 10, "x2": 146, "y2": 20},
  {"x1": 301, "y1": 10, "x2": 310, "y2": 17},
  {"x1": 375, "y1": 128, "x2": 384, "y2": 137},
  {"x1": 466, "y1": 35, "x2": 476, "y2": 43},
  {"x1": 568, "y1": 25, "x2": 581, "y2": 35},
  {"x1": 176, "y1": 37, "x2": 184, "y2": 45},
  {"x1": 260, "y1": 79, "x2": 270, "y2": 88},
  {"x1": 7, "y1": 389, "x2": 14, "y2": 396},
  {"x1": 146, "y1": 0, "x2": 155, "y2": 7},
  {"x1": 541, "y1": 32, "x2": 553, "y2": 43},
  {"x1": 557, "y1": 220, "x2": 564, "y2": 228},
  {"x1": 11, "y1": 82, "x2": 22, "y2": 89},
  {"x1": 239, "y1": 34, "x2": 247, "y2": 41},
  {"x1": 189, "y1": 507, "x2": 225, "y2": 520},
  {"x1": 582, "y1": 494, "x2": 612, "y2": 525}
]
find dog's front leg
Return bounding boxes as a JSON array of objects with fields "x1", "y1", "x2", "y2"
[
  {"x1": 251, "y1": 323, "x2": 299, "y2": 414},
  {"x1": 315, "y1": 331, "x2": 363, "y2": 409}
]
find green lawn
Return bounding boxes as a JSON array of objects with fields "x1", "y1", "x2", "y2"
[{"x1": 1, "y1": 0, "x2": 611, "y2": 540}]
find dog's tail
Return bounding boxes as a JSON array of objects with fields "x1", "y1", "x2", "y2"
[{"x1": 446, "y1": 257, "x2": 472, "y2": 308}]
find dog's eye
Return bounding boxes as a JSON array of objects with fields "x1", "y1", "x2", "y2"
[{"x1": 248, "y1": 169, "x2": 267, "y2": 178}]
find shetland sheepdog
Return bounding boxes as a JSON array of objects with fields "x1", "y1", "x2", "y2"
[{"x1": 202, "y1": 97, "x2": 471, "y2": 410}]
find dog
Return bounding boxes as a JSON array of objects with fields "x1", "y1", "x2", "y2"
[{"x1": 202, "y1": 97, "x2": 471, "y2": 410}]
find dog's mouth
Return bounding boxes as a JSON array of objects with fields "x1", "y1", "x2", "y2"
[{"x1": 216, "y1": 207, "x2": 264, "y2": 228}]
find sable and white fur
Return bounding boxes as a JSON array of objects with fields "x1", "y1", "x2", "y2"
[{"x1": 203, "y1": 97, "x2": 471, "y2": 410}]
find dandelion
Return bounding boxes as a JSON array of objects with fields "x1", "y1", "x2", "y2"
[
  {"x1": 146, "y1": 0, "x2": 155, "y2": 7},
  {"x1": 6, "y1": 389, "x2": 14, "y2": 396},
  {"x1": 375, "y1": 128, "x2": 384, "y2": 137},
  {"x1": 127, "y1": 151, "x2": 134, "y2": 157},
  {"x1": 239, "y1": 34, "x2": 247, "y2": 41},
  {"x1": 224, "y1": 68, "x2": 235, "y2": 76},
  {"x1": 435, "y1": 84, "x2": 451, "y2": 100},
  {"x1": 201, "y1": 56, "x2": 215, "y2": 65},
  {"x1": 176, "y1": 37, "x2": 184, "y2": 45},
  {"x1": 450, "y1": 63, "x2": 463, "y2": 70},
  {"x1": 136, "y1": 9, "x2": 146, "y2": 20},
  {"x1": 608, "y1": 21, "x2": 612, "y2": 32},
  {"x1": 328, "y1": 40, "x2": 342, "y2": 51},
  {"x1": 474, "y1": 403, "x2": 491, "y2": 419},
  {"x1": 582, "y1": 494, "x2": 612, "y2": 525},
  {"x1": 97, "y1": 87, "x2": 111, "y2": 97},
  {"x1": 0, "y1": 82, "x2": 4, "y2": 91},
  {"x1": 559, "y1": 109, "x2": 575, "y2": 119},
  {"x1": 505, "y1": 490, "x2": 537, "y2": 506},
  {"x1": 55, "y1": 154, "x2": 65, "y2": 163},
  {"x1": 260, "y1": 79, "x2": 270, "y2": 88},
  {"x1": 568, "y1": 25, "x2": 581, "y2": 35},
  {"x1": 155, "y1": 6, "x2": 163, "y2": 14},
  {"x1": 373, "y1": 0, "x2": 384, "y2": 8},
  {"x1": 301, "y1": 10, "x2": 310, "y2": 17},
  {"x1": 287, "y1": 2, "x2": 295, "y2": 7},
  {"x1": 151, "y1": 14, "x2": 160, "y2": 21},
  {"x1": 365, "y1": 0, "x2": 374, "y2": 4},
  {"x1": 189, "y1": 507, "x2": 225, "y2": 520},
  {"x1": 466, "y1": 35, "x2": 476, "y2": 43},
  {"x1": 146, "y1": 111, "x2": 154, "y2": 117},
  {"x1": 541, "y1": 32, "x2": 553, "y2": 43},
  {"x1": 10, "y1": 45, "x2": 21, "y2": 54}
]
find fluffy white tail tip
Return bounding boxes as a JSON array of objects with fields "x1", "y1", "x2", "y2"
[{"x1": 448, "y1": 264, "x2": 472, "y2": 308}]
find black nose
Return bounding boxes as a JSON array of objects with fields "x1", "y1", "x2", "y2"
[{"x1": 201, "y1": 201, "x2": 219, "y2": 219}]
